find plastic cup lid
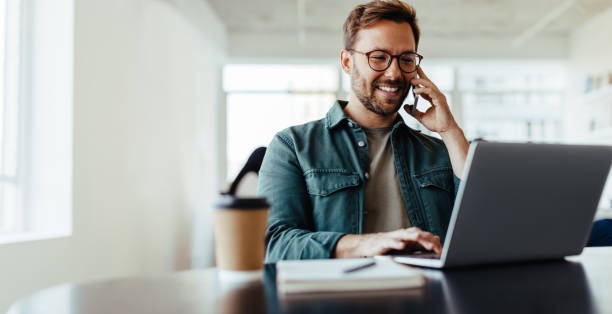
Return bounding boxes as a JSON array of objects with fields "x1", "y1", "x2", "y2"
[{"x1": 215, "y1": 194, "x2": 269, "y2": 209}]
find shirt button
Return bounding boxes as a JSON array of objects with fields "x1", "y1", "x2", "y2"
[
  {"x1": 348, "y1": 121, "x2": 354, "y2": 128},
  {"x1": 358, "y1": 140, "x2": 365, "y2": 147},
  {"x1": 365, "y1": 172, "x2": 370, "y2": 180}
]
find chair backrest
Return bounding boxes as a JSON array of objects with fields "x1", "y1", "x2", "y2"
[{"x1": 228, "y1": 147, "x2": 266, "y2": 196}]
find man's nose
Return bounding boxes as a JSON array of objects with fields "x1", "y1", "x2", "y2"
[{"x1": 384, "y1": 57, "x2": 402, "y2": 79}]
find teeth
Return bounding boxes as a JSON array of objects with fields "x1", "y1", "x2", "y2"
[{"x1": 378, "y1": 86, "x2": 399, "y2": 92}]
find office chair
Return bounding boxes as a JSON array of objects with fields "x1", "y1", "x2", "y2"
[
  {"x1": 227, "y1": 146, "x2": 266, "y2": 196},
  {"x1": 587, "y1": 219, "x2": 612, "y2": 246}
]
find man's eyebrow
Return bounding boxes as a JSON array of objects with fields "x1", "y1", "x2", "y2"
[{"x1": 371, "y1": 47, "x2": 417, "y2": 54}]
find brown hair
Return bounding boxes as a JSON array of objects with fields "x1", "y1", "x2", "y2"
[{"x1": 343, "y1": 0, "x2": 420, "y2": 50}]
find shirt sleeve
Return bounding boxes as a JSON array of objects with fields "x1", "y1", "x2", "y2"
[
  {"x1": 453, "y1": 174, "x2": 461, "y2": 196},
  {"x1": 257, "y1": 132, "x2": 346, "y2": 263}
]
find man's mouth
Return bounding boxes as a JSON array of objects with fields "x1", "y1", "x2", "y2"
[{"x1": 375, "y1": 84, "x2": 403, "y2": 97}]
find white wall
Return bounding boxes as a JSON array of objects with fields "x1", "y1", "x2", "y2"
[
  {"x1": 0, "y1": 0, "x2": 226, "y2": 311},
  {"x1": 566, "y1": 6, "x2": 612, "y2": 214},
  {"x1": 566, "y1": 5, "x2": 612, "y2": 142}
]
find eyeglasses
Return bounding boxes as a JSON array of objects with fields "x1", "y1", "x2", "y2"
[{"x1": 348, "y1": 49, "x2": 423, "y2": 73}]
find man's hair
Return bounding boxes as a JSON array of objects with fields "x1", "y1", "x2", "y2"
[{"x1": 343, "y1": 0, "x2": 420, "y2": 50}]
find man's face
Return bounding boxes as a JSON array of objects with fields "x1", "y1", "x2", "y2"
[{"x1": 347, "y1": 20, "x2": 417, "y2": 116}]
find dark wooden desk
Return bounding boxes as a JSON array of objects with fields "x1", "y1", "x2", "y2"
[{"x1": 7, "y1": 247, "x2": 612, "y2": 314}]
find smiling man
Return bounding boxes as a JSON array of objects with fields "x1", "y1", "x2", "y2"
[{"x1": 258, "y1": 0, "x2": 470, "y2": 262}]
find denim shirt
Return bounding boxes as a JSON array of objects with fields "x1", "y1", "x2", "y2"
[{"x1": 258, "y1": 100, "x2": 461, "y2": 263}]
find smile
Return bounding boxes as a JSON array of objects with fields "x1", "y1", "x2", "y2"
[{"x1": 377, "y1": 86, "x2": 399, "y2": 92}]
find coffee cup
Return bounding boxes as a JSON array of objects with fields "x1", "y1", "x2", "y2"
[{"x1": 214, "y1": 195, "x2": 269, "y2": 282}]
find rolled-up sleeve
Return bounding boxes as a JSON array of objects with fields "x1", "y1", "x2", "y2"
[
  {"x1": 453, "y1": 174, "x2": 461, "y2": 196},
  {"x1": 257, "y1": 132, "x2": 345, "y2": 263}
]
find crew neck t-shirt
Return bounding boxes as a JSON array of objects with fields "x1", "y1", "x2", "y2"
[{"x1": 362, "y1": 126, "x2": 411, "y2": 233}]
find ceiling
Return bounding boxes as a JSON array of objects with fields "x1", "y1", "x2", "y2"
[
  {"x1": 207, "y1": 0, "x2": 611, "y2": 38},
  {"x1": 205, "y1": 0, "x2": 612, "y2": 59}
]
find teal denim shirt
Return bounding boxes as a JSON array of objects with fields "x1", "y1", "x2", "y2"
[{"x1": 258, "y1": 100, "x2": 461, "y2": 263}]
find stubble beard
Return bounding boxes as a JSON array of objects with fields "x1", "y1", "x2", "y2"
[{"x1": 351, "y1": 66, "x2": 409, "y2": 117}]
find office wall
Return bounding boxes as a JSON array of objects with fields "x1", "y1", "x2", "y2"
[
  {"x1": 566, "y1": 6, "x2": 612, "y2": 212},
  {"x1": 566, "y1": 5, "x2": 612, "y2": 142},
  {"x1": 0, "y1": 0, "x2": 226, "y2": 311}
]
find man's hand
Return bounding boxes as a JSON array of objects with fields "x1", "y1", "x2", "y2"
[
  {"x1": 334, "y1": 227, "x2": 442, "y2": 258},
  {"x1": 404, "y1": 66, "x2": 470, "y2": 179},
  {"x1": 404, "y1": 66, "x2": 458, "y2": 134}
]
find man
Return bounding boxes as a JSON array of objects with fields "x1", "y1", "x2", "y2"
[{"x1": 258, "y1": 0, "x2": 469, "y2": 262}]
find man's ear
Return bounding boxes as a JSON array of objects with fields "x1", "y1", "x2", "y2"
[{"x1": 340, "y1": 49, "x2": 352, "y2": 75}]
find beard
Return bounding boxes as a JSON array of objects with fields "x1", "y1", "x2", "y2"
[{"x1": 351, "y1": 66, "x2": 409, "y2": 116}]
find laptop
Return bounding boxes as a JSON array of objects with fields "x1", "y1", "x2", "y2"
[{"x1": 394, "y1": 141, "x2": 612, "y2": 268}]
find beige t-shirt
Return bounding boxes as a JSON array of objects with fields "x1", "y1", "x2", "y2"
[{"x1": 362, "y1": 126, "x2": 411, "y2": 233}]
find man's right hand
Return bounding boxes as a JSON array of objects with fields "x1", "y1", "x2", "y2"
[{"x1": 333, "y1": 227, "x2": 442, "y2": 258}]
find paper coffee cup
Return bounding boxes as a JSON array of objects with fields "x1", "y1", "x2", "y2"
[{"x1": 214, "y1": 195, "x2": 269, "y2": 273}]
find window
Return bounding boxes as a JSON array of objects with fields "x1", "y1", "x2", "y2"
[
  {"x1": 458, "y1": 61, "x2": 566, "y2": 142},
  {"x1": 0, "y1": 0, "x2": 22, "y2": 235},
  {"x1": 0, "y1": 0, "x2": 73, "y2": 244},
  {"x1": 224, "y1": 64, "x2": 341, "y2": 181},
  {"x1": 347, "y1": 60, "x2": 565, "y2": 142},
  {"x1": 224, "y1": 61, "x2": 568, "y2": 183}
]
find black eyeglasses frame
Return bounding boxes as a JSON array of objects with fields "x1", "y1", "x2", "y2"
[{"x1": 347, "y1": 49, "x2": 423, "y2": 73}]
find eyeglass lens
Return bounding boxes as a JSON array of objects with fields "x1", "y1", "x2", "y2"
[{"x1": 368, "y1": 51, "x2": 419, "y2": 73}]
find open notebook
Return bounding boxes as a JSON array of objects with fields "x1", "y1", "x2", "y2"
[{"x1": 276, "y1": 256, "x2": 425, "y2": 294}]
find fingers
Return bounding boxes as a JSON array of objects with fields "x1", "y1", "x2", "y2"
[
  {"x1": 411, "y1": 78, "x2": 434, "y2": 89},
  {"x1": 404, "y1": 104, "x2": 432, "y2": 121},
  {"x1": 416, "y1": 66, "x2": 429, "y2": 80},
  {"x1": 390, "y1": 227, "x2": 443, "y2": 255},
  {"x1": 413, "y1": 83, "x2": 437, "y2": 98},
  {"x1": 386, "y1": 238, "x2": 406, "y2": 251},
  {"x1": 366, "y1": 228, "x2": 443, "y2": 256},
  {"x1": 369, "y1": 238, "x2": 406, "y2": 256},
  {"x1": 413, "y1": 87, "x2": 435, "y2": 104},
  {"x1": 433, "y1": 236, "x2": 441, "y2": 254},
  {"x1": 411, "y1": 70, "x2": 440, "y2": 95},
  {"x1": 413, "y1": 86, "x2": 433, "y2": 95}
]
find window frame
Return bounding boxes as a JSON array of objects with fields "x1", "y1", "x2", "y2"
[{"x1": 0, "y1": 0, "x2": 74, "y2": 244}]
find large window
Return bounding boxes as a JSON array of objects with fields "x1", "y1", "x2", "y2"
[
  {"x1": 0, "y1": 0, "x2": 22, "y2": 235},
  {"x1": 0, "y1": 0, "x2": 73, "y2": 244},
  {"x1": 223, "y1": 61, "x2": 612, "y2": 214},
  {"x1": 224, "y1": 64, "x2": 341, "y2": 180},
  {"x1": 224, "y1": 61, "x2": 568, "y2": 182},
  {"x1": 458, "y1": 62, "x2": 566, "y2": 142}
]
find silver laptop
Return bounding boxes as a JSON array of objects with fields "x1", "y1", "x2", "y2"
[{"x1": 394, "y1": 141, "x2": 612, "y2": 268}]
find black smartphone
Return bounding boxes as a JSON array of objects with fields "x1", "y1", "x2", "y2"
[{"x1": 408, "y1": 83, "x2": 419, "y2": 115}]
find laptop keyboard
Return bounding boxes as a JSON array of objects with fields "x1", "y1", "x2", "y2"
[
  {"x1": 403, "y1": 252, "x2": 441, "y2": 259},
  {"x1": 386, "y1": 250, "x2": 441, "y2": 259}
]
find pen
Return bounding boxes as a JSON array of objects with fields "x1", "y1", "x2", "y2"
[{"x1": 343, "y1": 260, "x2": 376, "y2": 273}]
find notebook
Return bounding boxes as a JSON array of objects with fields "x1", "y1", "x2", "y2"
[{"x1": 276, "y1": 256, "x2": 425, "y2": 294}]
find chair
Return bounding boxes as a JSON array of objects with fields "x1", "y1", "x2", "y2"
[
  {"x1": 587, "y1": 219, "x2": 612, "y2": 246},
  {"x1": 227, "y1": 147, "x2": 266, "y2": 196}
]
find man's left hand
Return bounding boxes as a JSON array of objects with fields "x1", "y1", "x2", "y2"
[{"x1": 404, "y1": 66, "x2": 458, "y2": 134}]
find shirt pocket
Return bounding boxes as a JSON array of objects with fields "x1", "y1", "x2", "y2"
[
  {"x1": 304, "y1": 169, "x2": 361, "y2": 232},
  {"x1": 413, "y1": 168, "x2": 455, "y2": 237}
]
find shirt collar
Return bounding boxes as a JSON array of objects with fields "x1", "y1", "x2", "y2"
[
  {"x1": 326, "y1": 100, "x2": 409, "y2": 131},
  {"x1": 326, "y1": 100, "x2": 350, "y2": 129}
]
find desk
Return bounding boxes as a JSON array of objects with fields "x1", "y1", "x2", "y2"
[{"x1": 7, "y1": 247, "x2": 612, "y2": 314}]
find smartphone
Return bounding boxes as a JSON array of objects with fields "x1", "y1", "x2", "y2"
[
  {"x1": 408, "y1": 83, "x2": 419, "y2": 115},
  {"x1": 407, "y1": 72, "x2": 420, "y2": 115}
]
